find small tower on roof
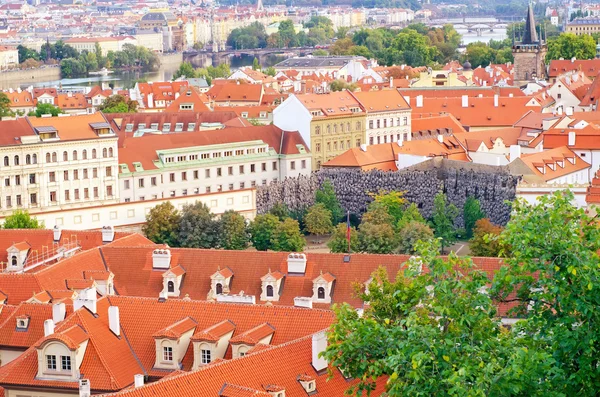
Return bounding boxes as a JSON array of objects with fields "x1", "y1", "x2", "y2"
[{"x1": 512, "y1": 3, "x2": 547, "y2": 86}]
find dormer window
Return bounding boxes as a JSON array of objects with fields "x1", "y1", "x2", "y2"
[
  {"x1": 163, "y1": 346, "x2": 173, "y2": 361},
  {"x1": 209, "y1": 267, "x2": 233, "y2": 299},
  {"x1": 17, "y1": 315, "x2": 30, "y2": 330},
  {"x1": 201, "y1": 348, "x2": 211, "y2": 364},
  {"x1": 216, "y1": 283, "x2": 223, "y2": 294},
  {"x1": 167, "y1": 281, "x2": 174, "y2": 293},
  {"x1": 317, "y1": 287, "x2": 325, "y2": 300},
  {"x1": 89, "y1": 122, "x2": 114, "y2": 136},
  {"x1": 261, "y1": 270, "x2": 284, "y2": 302},
  {"x1": 298, "y1": 374, "x2": 316, "y2": 394},
  {"x1": 312, "y1": 272, "x2": 335, "y2": 304},
  {"x1": 266, "y1": 285, "x2": 274, "y2": 297}
]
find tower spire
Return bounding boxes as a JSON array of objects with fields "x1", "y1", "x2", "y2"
[{"x1": 523, "y1": 3, "x2": 538, "y2": 44}]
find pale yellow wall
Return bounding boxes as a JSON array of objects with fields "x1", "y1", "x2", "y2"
[
  {"x1": 0, "y1": 349, "x2": 23, "y2": 366},
  {"x1": 310, "y1": 114, "x2": 366, "y2": 170}
]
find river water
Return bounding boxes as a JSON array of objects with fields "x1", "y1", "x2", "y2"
[{"x1": 11, "y1": 31, "x2": 506, "y2": 89}]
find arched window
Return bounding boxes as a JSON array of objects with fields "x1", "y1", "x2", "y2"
[
  {"x1": 13, "y1": 155, "x2": 19, "y2": 166},
  {"x1": 266, "y1": 285, "x2": 274, "y2": 297},
  {"x1": 82, "y1": 150, "x2": 87, "y2": 160},
  {"x1": 26, "y1": 154, "x2": 31, "y2": 165},
  {"x1": 108, "y1": 147, "x2": 114, "y2": 157},
  {"x1": 102, "y1": 148, "x2": 107, "y2": 158},
  {"x1": 315, "y1": 126, "x2": 320, "y2": 134},
  {"x1": 216, "y1": 283, "x2": 223, "y2": 295},
  {"x1": 326, "y1": 125, "x2": 331, "y2": 134},
  {"x1": 92, "y1": 149, "x2": 97, "y2": 159},
  {"x1": 333, "y1": 124, "x2": 337, "y2": 133},
  {"x1": 46, "y1": 153, "x2": 51, "y2": 163},
  {"x1": 73, "y1": 150, "x2": 78, "y2": 160},
  {"x1": 167, "y1": 281, "x2": 174, "y2": 293},
  {"x1": 341, "y1": 123, "x2": 345, "y2": 133},
  {"x1": 52, "y1": 152, "x2": 57, "y2": 162},
  {"x1": 63, "y1": 151, "x2": 68, "y2": 161},
  {"x1": 347, "y1": 122, "x2": 351, "y2": 131},
  {"x1": 356, "y1": 122, "x2": 361, "y2": 130},
  {"x1": 317, "y1": 287, "x2": 325, "y2": 300},
  {"x1": 32, "y1": 154, "x2": 37, "y2": 164},
  {"x1": 11, "y1": 257, "x2": 17, "y2": 267}
]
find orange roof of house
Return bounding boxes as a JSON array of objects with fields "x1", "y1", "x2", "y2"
[
  {"x1": 411, "y1": 96, "x2": 541, "y2": 128},
  {"x1": 55, "y1": 93, "x2": 89, "y2": 110},
  {"x1": 548, "y1": 59, "x2": 600, "y2": 78},
  {"x1": 118, "y1": 125, "x2": 308, "y2": 172},
  {"x1": 207, "y1": 82, "x2": 263, "y2": 103},
  {"x1": 27, "y1": 113, "x2": 108, "y2": 141},
  {"x1": 230, "y1": 323, "x2": 275, "y2": 345},
  {"x1": 4, "y1": 91, "x2": 33, "y2": 108},
  {"x1": 0, "y1": 303, "x2": 54, "y2": 348},
  {"x1": 453, "y1": 128, "x2": 522, "y2": 151},
  {"x1": 191, "y1": 320, "x2": 235, "y2": 342},
  {"x1": 398, "y1": 86, "x2": 524, "y2": 99},
  {"x1": 518, "y1": 146, "x2": 590, "y2": 182},
  {"x1": 351, "y1": 89, "x2": 410, "y2": 112},
  {"x1": 542, "y1": 123, "x2": 600, "y2": 150},
  {"x1": 94, "y1": 333, "x2": 387, "y2": 397},
  {"x1": 411, "y1": 114, "x2": 466, "y2": 135},
  {"x1": 34, "y1": 324, "x2": 89, "y2": 349},
  {"x1": 0, "y1": 118, "x2": 36, "y2": 145},
  {"x1": 296, "y1": 90, "x2": 362, "y2": 117},
  {"x1": 153, "y1": 317, "x2": 197, "y2": 339},
  {"x1": 218, "y1": 384, "x2": 272, "y2": 397},
  {"x1": 164, "y1": 87, "x2": 210, "y2": 112}
]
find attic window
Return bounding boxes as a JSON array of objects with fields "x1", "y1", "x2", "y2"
[
  {"x1": 138, "y1": 123, "x2": 146, "y2": 130},
  {"x1": 150, "y1": 123, "x2": 159, "y2": 130},
  {"x1": 175, "y1": 123, "x2": 183, "y2": 132},
  {"x1": 163, "y1": 123, "x2": 171, "y2": 132},
  {"x1": 16, "y1": 316, "x2": 29, "y2": 330},
  {"x1": 188, "y1": 123, "x2": 196, "y2": 131},
  {"x1": 125, "y1": 123, "x2": 133, "y2": 132}
]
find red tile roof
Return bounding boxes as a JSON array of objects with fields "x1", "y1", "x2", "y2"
[
  {"x1": 191, "y1": 320, "x2": 235, "y2": 342},
  {"x1": 548, "y1": 59, "x2": 600, "y2": 78},
  {"x1": 153, "y1": 317, "x2": 197, "y2": 339},
  {"x1": 229, "y1": 323, "x2": 275, "y2": 345},
  {"x1": 518, "y1": 146, "x2": 590, "y2": 182},
  {"x1": 207, "y1": 82, "x2": 263, "y2": 104},
  {"x1": 0, "y1": 303, "x2": 53, "y2": 348},
  {"x1": 351, "y1": 89, "x2": 410, "y2": 112}
]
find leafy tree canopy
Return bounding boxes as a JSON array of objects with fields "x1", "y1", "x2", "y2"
[
  {"x1": 304, "y1": 203, "x2": 333, "y2": 236},
  {"x1": 2, "y1": 210, "x2": 44, "y2": 229},
  {"x1": 142, "y1": 202, "x2": 180, "y2": 247},
  {"x1": 219, "y1": 210, "x2": 249, "y2": 250},
  {"x1": 249, "y1": 214, "x2": 280, "y2": 251},
  {"x1": 315, "y1": 180, "x2": 343, "y2": 223}
]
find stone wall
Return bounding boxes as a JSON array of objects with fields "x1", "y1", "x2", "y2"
[
  {"x1": 257, "y1": 158, "x2": 520, "y2": 226},
  {"x1": 0, "y1": 66, "x2": 61, "y2": 90}
]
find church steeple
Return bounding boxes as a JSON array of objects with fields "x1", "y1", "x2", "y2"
[{"x1": 522, "y1": 3, "x2": 538, "y2": 44}]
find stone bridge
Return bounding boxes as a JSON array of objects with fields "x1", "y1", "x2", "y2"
[{"x1": 183, "y1": 47, "x2": 318, "y2": 67}]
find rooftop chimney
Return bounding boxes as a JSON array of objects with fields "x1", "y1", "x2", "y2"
[
  {"x1": 494, "y1": 94, "x2": 499, "y2": 107},
  {"x1": 53, "y1": 302, "x2": 66, "y2": 324},
  {"x1": 74, "y1": 287, "x2": 97, "y2": 314},
  {"x1": 287, "y1": 253, "x2": 307, "y2": 274},
  {"x1": 134, "y1": 374, "x2": 144, "y2": 388},
  {"x1": 415, "y1": 95, "x2": 423, "y2": 108},
  {"x1": 53, "y1": 225, "x2": 62, "y2": 242},
  {"x1": 152, "y1": 249, "x2": 171, "y2": 270},
  {"x1": 101, "y1": 226, "x2": 115, "y2": 243},
  {"x1": 389, "y1": 76, "x2": 393, "y2": 88},
  {"x1": 294, "y1": 297, "x2": 313, "y2": 308},
  {"x1": 568, "y1": 131, "x2": 576, "y2": 146},
  {"x1": 360, "y1": 144, "x2": 367, "y2": 152},
  {"x1": 44, "y1": 319, "x2": 55, "y2": 337},
  {"x1": 79, "y1": 379, "x2": 91, "y2": 397},
  {"x1": 312, "y1": 331, "x2": 328, "y2": 372},
  {"x1": 509, "y1": 145, "x2": 521, "y2": 162},
  {"x1": 566, "y1": 107, "x2": 573, "y2": 116},
  {"x1": 108, "y1": 306, "x2": 120, "y2": 337},
  {"x1": 461, "y1": 95, "x2": 468, "y2": 108}
]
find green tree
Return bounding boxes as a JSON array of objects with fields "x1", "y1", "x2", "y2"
[
  {"x1": 264, "y1": 66, "x2": 276, "y2": 76},
  {"x1": 178, "y1": 202, "x2": 221, "y2": 248},
  {"x1": 17, "y1": 45, "x2": 39, "y2": 62},
  {"x1": 219, "y1": 210, "x2": 249, "y2": 250},
  {"x1": 304, "y1": 203, "x2": 333, "y2": 236},
  {"x1": 269, "y1": 203, "x2": 289, "y2": 221},
  {"x1": 2, "y1": 210, "x2": 44, "y2": 229},
  {"x1": 463, "y1": 196, "x2": 485, "y2": 239},
  {"x1": 252, "y1": 57, "x2": 260, "y2": 71},
  {"x1": 142, "y1": 202, "x2": 180, "y2": 246},
  {"x1": 329, "y1": 37, "x2": 355, "y2": 55},
  {"x1": 323, "y1": 240, "x2": 554, "y2": 396},
  {"x1": 312, "y1": 49, "x2": 328, "y2": 56},
  {"x1": 328, "y1": 223, "x2": 359, "y2": 253},
  {"x1": 336, "y1": 26, "x2": 350, "y2": 39},
  {"x1": 492, "y1": 190, "x2": 600, "y2": 394},
  {"x1": 396, "y1": 203, "x2": 425, "y2": 230},
  {"x1": 0, "y1": 92, "x2": 12, "y2": 120},
  {"x1": 358, "y1": 222, "x2": 397, "y2": 254},
  {"x1": 271, "y1": 218, "x2": 305, "y2": 252},
  {"x1": 315, "y1": 180, "x2": 342, "y2": 223},
  {"x1": 370, "y1": 190, "x2": 407, "y2": 225},
  {"x1": 98, "y1": 95, "x2": 138, "y2": 113},
  {"x1": 397, "y1": 221, "x2": 434, "y2": 254},
  {"x1": 278, "y1": 20, "x2": 297, "y2": 48},
  {"x1": 546, "y1": 33, "x2": 596, "y2": 62},
  {"x1": 249, "y1": 214, "x2": 280, "y2": 251},
  {"x1": 60, "y1": 58, "x2": 86, "y2": 78},
  {"x1": 469, "y1": 218, "x2": 503, "y2": 257},
  {"x1": 173, "y1": 61, "x2": 197, "y2": 80},
  {"x1": 329, "y1": 79, "x2": 357, "y2": 91},
  {"x1": 465, "y1": 42, "x2": 495, "y2": 68},
  {"x1": 32, "y1": 102, "x2": 63, "y2": 117},
  {"x1": 429, "y1": 192, "x2": 458, "y2": 253}
]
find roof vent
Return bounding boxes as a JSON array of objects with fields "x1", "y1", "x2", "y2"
[
  {"x1": 287, "y1": 253, "x2": 307, "y2": 274},
  {"x1": 101, "y1": 226, "x2": 115, "y2": 243}
]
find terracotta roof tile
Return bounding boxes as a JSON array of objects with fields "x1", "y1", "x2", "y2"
[
  {"x1": 230, "y1": 323, "x2": 275, "y2": 345},
  {"x1": 191, "y1": 320, "x2": 235, "y2": 342},
  {"x1": 153, "y1": 317, "x2": 197, "y2": 339}
]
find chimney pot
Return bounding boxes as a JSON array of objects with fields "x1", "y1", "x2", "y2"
[
  {"x1": 43, "y1": 319, "x2": 54, "y2": 337},
  {"x1": 134, "y1": 374, "x2": 144, "y2": 388},
  {"x1": 568, "y1": 131, "x2": 576, "y2": 146},
  {"x1": 108, "y1": 306, "x2": 120, "y2": 337},
  {"x1": 52, "y1": 302, "x2": 66, "y2": 324},
  {"x1": 312, "y1": 331, "x2": 328, "y2": 372},
  {"x1": 461, "y1": 95, "x2": 468, "y2": 108}
]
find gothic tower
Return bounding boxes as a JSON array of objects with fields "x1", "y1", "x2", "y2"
[{"x1": 512, "y1": 4, "x2": 547, "y2": 86}]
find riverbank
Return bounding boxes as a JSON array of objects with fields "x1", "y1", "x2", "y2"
[{"x1": 0, "y1": 66, "x2": 61, "y2": 90}]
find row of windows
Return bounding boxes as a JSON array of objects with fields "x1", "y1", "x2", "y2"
[
  {"x1": 369, "y1": 133, "x2": 410, "y2": 145},
  {"x1": 47, "y1": 167, "x2": 107, "y2": 183},
  {"x1": 59, "y1": 187, "x2": 102, "y2": 202},
  {"x1": 1, "y1": 148, "x2": 113, "y2": 167},
  {"x1": 315, "y1": 139, "x2": 361, "y2": 153},
  {"x1": 368, "y1": 117, "x2": 409, "y2": 129},
  {"x1": 162, "y1": 147, "x2": 267, "y2": 164},
  {"x1": 46, "y1": 354, "x2": 71, "y2": 371},
  {"x1": 1, "y1": 193, "x2": 37, "y2": 208},
  {"x1": 124, "y1": 162, "x2": 283, "y2": 190},
  {"x1": 123, "y1": 180, "x2": 270, "y2": 202},
  {"x1": 314, "y1": 121, "x2": 362, "y2": 135}
]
